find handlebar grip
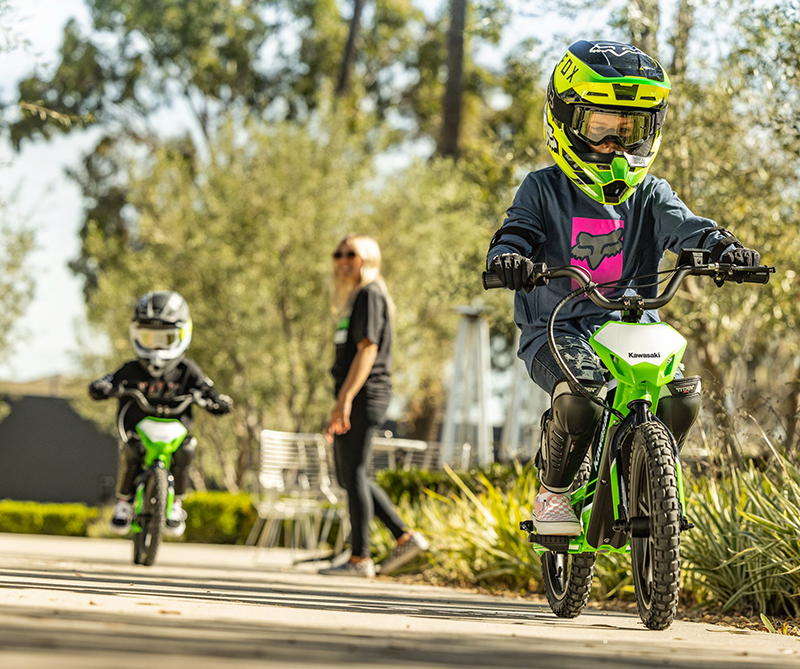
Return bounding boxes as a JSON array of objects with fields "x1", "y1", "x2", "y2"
[
  {"x1": 740, "y1": 267, "x2": 772, "y2": 284},
  {"x1": 482, "y1": 270, "x2": 505, "y2": 290}
]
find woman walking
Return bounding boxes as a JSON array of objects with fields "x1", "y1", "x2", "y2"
[{"x1": 320, "y1": 233, "x2": 429, "y2": 578}]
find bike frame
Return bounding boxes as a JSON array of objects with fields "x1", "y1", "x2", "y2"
[
  {"x1": 130, "y1": 417, "x2": 187, "y2": 533},
  {"x1": 532, "y1": 320, "x2": 689, "y2": 555},
  {"x1": 496, "y1": 252, "x2": 773, "y2": 556}
]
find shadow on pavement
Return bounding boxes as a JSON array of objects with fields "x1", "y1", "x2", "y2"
[{"x1": 0, "y1": 604, "x2": 756, "y2": 669}]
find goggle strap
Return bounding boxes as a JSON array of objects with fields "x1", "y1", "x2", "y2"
[{"x1": 547, "y1": 77, "x2": 574, "y2": 126}]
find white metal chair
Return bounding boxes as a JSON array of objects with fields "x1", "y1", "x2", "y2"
[
  {"x1": 247, "y1": 429, "x2": 347, "y2": 553},
  {"x1": 370, "y1": 434, "x2": 429, "y2": 475}
]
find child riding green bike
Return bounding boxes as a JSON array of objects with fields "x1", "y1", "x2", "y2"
[{"x1": 89, "y1": 291, "x2": 233, "y2": 539}]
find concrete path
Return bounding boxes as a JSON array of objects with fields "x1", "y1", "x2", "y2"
[{"x1": 0, "y1": 533, "x2": 797, "y2": 668}]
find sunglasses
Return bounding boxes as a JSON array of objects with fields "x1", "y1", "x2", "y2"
[{"x1": 333, "y1": 250, "x2": 357, "y2": 259}]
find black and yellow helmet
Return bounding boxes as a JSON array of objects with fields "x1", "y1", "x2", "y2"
[{"x1": 544, "y1": 40, "x2": 671, "y2": 204}]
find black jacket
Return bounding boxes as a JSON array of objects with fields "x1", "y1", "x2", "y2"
[{"x1": 90, "y1": 358, "x2": 226, "y2": 434}]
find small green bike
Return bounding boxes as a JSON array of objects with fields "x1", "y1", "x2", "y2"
[
  {"x1": 484, "y1": 249, "x2": 773, "y2": 629},
  {"x1": 111, "y1": 387, "x2": 207, "y2": 566}
]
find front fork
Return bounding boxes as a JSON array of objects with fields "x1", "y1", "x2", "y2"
[
  {"x1": 611, "y1": 401, "x2": 693, "y2": 536},
  {"x1": 131, "y1": 460, "x2": 175, "y2": 534},
  {"x1": 521, "y1": 399, "x2": 693, "y2": 552}
]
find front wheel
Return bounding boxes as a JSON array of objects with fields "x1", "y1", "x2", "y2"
[
  {"x1": 629, "y1": 421, "x2": 681, "y2": 630},
  {"x1": 541, "y1": 456, "x2": 596, "y2": 618},
  {"x1": 133, "y1": 466, "x2": 168, "y2": 567}
]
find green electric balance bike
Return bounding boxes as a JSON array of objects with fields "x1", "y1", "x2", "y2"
[
  {"x1": 111, "y1": 387, "x2": 207, "y2": 566},
  {"x1": 484, "y1": 248, "x2": 773, "y2": 629}
]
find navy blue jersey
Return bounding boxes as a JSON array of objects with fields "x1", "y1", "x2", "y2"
[{"x1": 487, "y1": 166, "x2": 732, "y2": 361}]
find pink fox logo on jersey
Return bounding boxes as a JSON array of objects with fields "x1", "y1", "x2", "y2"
[{"x1": 570, "y1": 217, "x2": 624, "y2": 289}]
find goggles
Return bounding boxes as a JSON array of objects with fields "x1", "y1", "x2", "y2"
[
  {"x1": 132, "y1": 326, "x2": 183, "y2": 351},
  {"x1": 571, "y1": 107, "x2": 654, "y2": 150}
]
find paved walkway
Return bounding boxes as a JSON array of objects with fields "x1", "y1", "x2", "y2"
[{"x1": 0, "y1": 533, "x2": 797, "y2": 668}]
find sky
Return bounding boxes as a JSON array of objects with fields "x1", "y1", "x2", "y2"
[
  {"x1": 0, "y1": 0, "x2": 95, "y2": 381},
  {"x1": 0, "y1": 0, "x2": 612, "y2": 383}
]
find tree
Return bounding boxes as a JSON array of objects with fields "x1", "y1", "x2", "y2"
[
  {"x1": 440, "y1": 0, "x2": 467, "y2": 158},
  {"x1": 336, "y1": 0, "x2": 367, "y2": 95},
  {"x1": 83, "y1": 105, "x2": 491, "y2": 489},
  {"x1": 0, "y1": 221, "x2": 34, "y2": 363}
]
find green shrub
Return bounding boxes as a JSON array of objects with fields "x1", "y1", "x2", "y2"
[
  {"x1": 375, "y1": 462, "x2": 521, "y2": 506},
  {"x1": 371, "y1": 462, "x2": 542, "y2": 590},
  {"x1": 682, "y1": 454, "x2": 800, "y2": 617},
  {"x1": 182, "y1": 491, "x2": 257, "y2": 545},
  {"x1": 0, "y1": 500, "x2": 98, "y2": 536}
]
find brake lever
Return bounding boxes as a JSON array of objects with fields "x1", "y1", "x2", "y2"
[{"x1": 524, "y1": 262, "x2": 550, "y2": 293}]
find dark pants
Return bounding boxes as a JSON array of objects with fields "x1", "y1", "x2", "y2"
[
  {"x1": 333, "y1": 392, "x2": 407, "y2": 557},
  {"x1": 116, "y1": 435, "x2": 196, "y2": 499}
]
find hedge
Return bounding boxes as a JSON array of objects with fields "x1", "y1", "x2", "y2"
[
  {"x1": 0, "y1": 465, "x2": 518, "y2": 543},
  {"x1": 0, "y1": 500, "x2": 98, "y2": 536},
  {"x1": 182, "y1": 491, "x2": 257, "y2": 544}
]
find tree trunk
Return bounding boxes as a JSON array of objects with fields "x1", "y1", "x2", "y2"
[
  {"x1": 439, "y1": 0, "x2": 467, "y2": 159},
  {"x1": 627, "y1": 0, "x2": 660, "y2": 57},
  {"x1": 683, "y1": 280, "x2": 742, "y2": 462},
  {"x1": 336, "y1": 0, "x2": 366, "y2": 96},
  {"x1": 784, "y1": 356, "x2": 800, "y2": 450},
  {"x1": 404, "y1": 378, "x2": 445, "y2": 443},
  {"x1": 666, "y1": 0, "x2": 695, "y2": 203},
  {"x1": 668, "y1": 0, "x2": 695, "y2": 78}
]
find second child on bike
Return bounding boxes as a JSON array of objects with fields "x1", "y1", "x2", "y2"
[{"x1": 89, "y1": 291, "x2": 233, "y2": 537}]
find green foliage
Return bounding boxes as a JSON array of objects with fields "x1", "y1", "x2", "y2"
[
  {"x1": 83, "y1": 107, "x2": 492, "y2": 489},
  {"x1": 682, "y1": 453, "x2": 800, "y2": 617},
  {"x1": 375, "y1": 461, "x2": 521, "y2": 504},
  {"x1": 0, "y1": 500, "x2": 98, "y2": 536},
  {"x1": 182, "y1": 492, "x2": 257, "y2": 545},
  {"x1": 372, "y1": 462, "x2": 542, "y2": 589},
  {"x1": 0, "y1": 220, "x2": 34, "y2": 362}
]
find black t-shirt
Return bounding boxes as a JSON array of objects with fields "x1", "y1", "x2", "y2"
[
  {"x1": 103, "y1": 358, "x2": 218, "y2": 433},
  {"x1": 330, "y1": 282, "x2": 392, "y2": 403}
]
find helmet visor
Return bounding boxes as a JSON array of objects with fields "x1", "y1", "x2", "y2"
[
  {"x1": 132, "y1": 326, "x2": 183, "y2": 351},
  {"x1": 572, "y1": 107, "x2": 653, "y2": 149}
]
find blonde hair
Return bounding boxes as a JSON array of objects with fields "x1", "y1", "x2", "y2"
[{"x1": 331, "y1": 233, "x2": 395, "y2": 320}]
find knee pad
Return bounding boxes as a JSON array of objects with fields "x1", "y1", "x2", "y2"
[
  {"x1": 656, "y1": 376, "x2": 701, "y2": 450},
  {"x1": 539, "y1": 380, "x2": 605, "y2": 493}
]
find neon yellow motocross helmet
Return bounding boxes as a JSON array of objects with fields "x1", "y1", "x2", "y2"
[{"x1": 544, "y1": 40, "x2": 671, "y2": 205}]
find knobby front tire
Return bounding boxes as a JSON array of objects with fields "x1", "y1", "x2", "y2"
[
  {"x1": 629, "y1": 421, "x2": 681, "y2": 630},
  {"x1": 133, "y1": 466, "x2": 168, "y2": 567},
  {"x1": 541, "y1": 456, "x2": 596, "y2": 618}
]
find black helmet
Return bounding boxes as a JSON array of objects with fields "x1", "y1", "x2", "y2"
[{"x1": 129, "y1": 291, "x2": 193, "y2": 377}]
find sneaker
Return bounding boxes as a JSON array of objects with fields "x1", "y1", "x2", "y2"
[
  {"x1": 109, "y1": 499, "x2": 133, "y2": 535},
  {"x1": 164, "y1": 499, "x2": 187, "y2": 538},
  {"x1": 532, "y1": 490, "x2": 581, "y2": 536},
  {"x1": 318, "y1": 558, "x2": 376, "y2": 578},
  {"x1": 377, "y1": 532, "x2": 430, "y2": 575}
]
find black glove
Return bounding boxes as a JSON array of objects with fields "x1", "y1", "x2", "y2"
[
  {"x1": 721, "y1": 247, "x2": 761, "y2": 267},
  {"x1": 89, "y1": 378, "x2": 113, "y2": 400},
  {"x1": 207, "y1": 393, "x2": 233, "y2": 415},
  {"x1": 489, "y1": 253, "x2": 536, "y2": 291}
]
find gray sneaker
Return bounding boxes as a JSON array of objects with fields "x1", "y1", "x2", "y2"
[
  {"x1": 318, "y1": 558, "x2": 376, "y2": 578},
  {"x1": 377, "y1": 532, "x2": 430, "y2": 575}
]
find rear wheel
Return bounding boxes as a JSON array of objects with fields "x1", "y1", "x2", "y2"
[
  {"x1": 133, "y1": 466, "x2": 168, "y2": 567},
  {"x1": 541, "y1": 457, "x2": 596, "y2": 618},
  {"x1": 629, "y1": 421, "x2": 681, "y2": 630}
]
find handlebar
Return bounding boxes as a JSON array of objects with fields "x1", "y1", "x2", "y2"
[
  {"x1": 482, "y1": 261, "x2": 774, "y2": 311},
  {"x1": 110, "y1": 387, "x2": 208, "y2": 416}
]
